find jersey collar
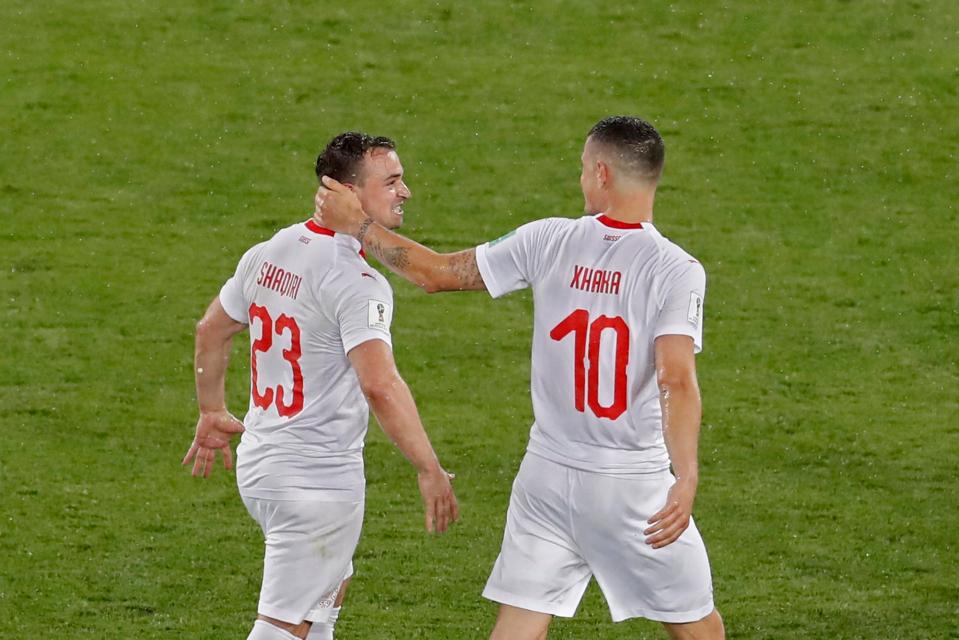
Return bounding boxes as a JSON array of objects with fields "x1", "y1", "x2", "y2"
[
  {"x1": 305, "y1": 219, "x2": 366, "y2": 258},
  {"x1": 305, "y1": 219, "x2": 335, "y2": 236},
  {"x1": 595, "y1": 214, "x2": 645, "y2": 229}
]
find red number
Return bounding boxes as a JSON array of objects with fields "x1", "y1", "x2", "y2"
[
  {"x1": 548, "y1": 309, "x2": 589, "y2": 412},
  {"x1": 274, "y1": 314, "x2": 304, "y2": 417},
  {"x1": 249, "y1": 304, "x2": 274, "y2": 410},
  {"x1": 248, "y1": 304, "x2": 304, "y2": 418},
  {"x1": 550, "y1": 309, "x2": 630, "y2": 420},
  {"x1": 587, "y1": 315, "x2": 629, "y2": 419}
]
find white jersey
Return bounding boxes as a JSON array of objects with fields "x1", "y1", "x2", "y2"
[
  {"x1": 219, "y1": 219, "x2": 394, "y2": 500},
  {"x1": 475, "y1": 214, "x2": 705, "y2": 474}
]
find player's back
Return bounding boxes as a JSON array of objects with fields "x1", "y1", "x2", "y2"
[
  {"x1": 476, "y1": 214, "x2": 705, "y2": 474},
  {"x1": 218, "y1": 220, "x2": 394, "y2": 500}
]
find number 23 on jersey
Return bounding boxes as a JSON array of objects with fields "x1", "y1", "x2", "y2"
[{"x1": 249, "y1": 303, "x2": 304, "y2": 418}]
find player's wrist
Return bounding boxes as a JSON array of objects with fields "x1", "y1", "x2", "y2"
[
  {"x1": 415, "y1": 460, "x2": 444, "y2": 476},
  {"x1": 673, "y1": 470, "x2": 699, "y2": 486},
  {"x1": 198, "y1": 405, "x2": 228, "y2": 416}
]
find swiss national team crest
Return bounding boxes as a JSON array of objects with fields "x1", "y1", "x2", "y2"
[
  {"x1": 687, "y1": 292, "x2": 703, "y2": 327},
  {"x1": 368, "y1": 299, "x2": 392, "y2": 331}
]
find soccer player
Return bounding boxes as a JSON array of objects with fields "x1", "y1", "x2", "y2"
[
  {"x1": 182, "y1": 132, "x2": 459, "y2": 640},
  {"x1": 312, "y1": 117, "x2": 725, "y2": 639}
]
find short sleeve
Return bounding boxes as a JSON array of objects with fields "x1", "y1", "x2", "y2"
[
  {"x1": 335, "y1": 277, "x2": 394, "y2": 355},
  {"x1": 654, "y1": 260, "x2": 707, "y2": 353},
  {"x1": 218, "y1": 244, "x2": 265, "y2": 324},
  {"x1": 475, "y1": 219, "x2": 555, "y2": 298}
]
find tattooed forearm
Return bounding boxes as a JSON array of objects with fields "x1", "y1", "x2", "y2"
[
  {"x1": 447, "y1": 250, "x2": 487, "y2": 291},
  {"x1": 354, "y1": 217, "x2": 374, "y2": 244},
  {"x1": 358, "y1": 225, "x2": 485, "y2": 292},
  {"x1": 365, "y1": 235, "x2": 410, "y2": 271},
  {"x1": 383, "y1": 247, "x2": 410, "y2": 270}
]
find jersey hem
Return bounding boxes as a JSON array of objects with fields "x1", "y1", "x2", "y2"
[
  {"x1": 653, "y1": 325, "x2": 702, "y2": 353},
  {"x1": 475, "y1": 243, "x2": 505, "y2": 298},
  {"x1": 218, "y1": 291, "x2": 249, "y2": 324},
  {"x1": 342, "y1": 333, "x2": 392, "y2": 356},
  {"x1": 525, "y1": 448, "x2": 672, "y2": 476}
]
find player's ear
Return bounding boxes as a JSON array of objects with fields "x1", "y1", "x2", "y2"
[{"x1": 596, "y1": 160, "x2": 610, "y2": 187}]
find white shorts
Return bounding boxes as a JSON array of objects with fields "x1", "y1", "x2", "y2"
[
  {"x1": 483, "y1": 454, "x2": 715, "y2": 623},
  {"x1": 242, "y1": 496, "x2": 363, "y2": 624}
]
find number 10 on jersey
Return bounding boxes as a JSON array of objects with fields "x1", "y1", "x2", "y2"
[{"x1": 549, "y1": 309, "x2": 630, "y2": 420}]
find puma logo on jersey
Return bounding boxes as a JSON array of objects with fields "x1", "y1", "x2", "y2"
[
  {"x1": 256, "y1": 261, "x2": 303, "y2": 300},
  {"x1": 570, "y1": 264, "x2": 622, "y2": 295}
]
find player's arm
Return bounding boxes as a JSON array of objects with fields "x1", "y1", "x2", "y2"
[
  {"x1": 644, "y1": 334, "x2": 702, "y2": 549},
  {"x1": 315, "y1": 177, "x2": 486, "y2": 293},
  {"x1": 348, "y1": 339, "x2": 460, "y2": 533},
  {"x1": 183, "y1": 297, "x2": 247, "y2": 477}
]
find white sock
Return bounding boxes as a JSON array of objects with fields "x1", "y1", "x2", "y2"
[
  {"x1": 306, "y1": 606, "x2": 340, "y2": 640},
  {"x1": 247, "y1": 619, "x2": 300, "y2": 640}
]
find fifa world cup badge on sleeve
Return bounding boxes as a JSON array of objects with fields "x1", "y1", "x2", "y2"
[
  {"x1": 368, "y1": 299, "x2": 393, "y2": 331},
  {"x1": 687, "y1": 293, "x2": 703, "y2": 327}
]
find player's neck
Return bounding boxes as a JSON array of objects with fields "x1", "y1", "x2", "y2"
[{"x1": 601, "y1": 188, "x2": 655, "y2": 224}]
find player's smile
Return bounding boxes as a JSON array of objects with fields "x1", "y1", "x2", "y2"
[{"x1": 355, "y1": 148, "x2": 411, "y2": 230}]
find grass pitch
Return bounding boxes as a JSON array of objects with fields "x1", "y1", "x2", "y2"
[{"x1": 1, "y1": 2, "x2": 957, "y2": 638}]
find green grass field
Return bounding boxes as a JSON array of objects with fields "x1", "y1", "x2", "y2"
[{"x1": 2, "y1": 1, "x2": 958, "y2": 638}]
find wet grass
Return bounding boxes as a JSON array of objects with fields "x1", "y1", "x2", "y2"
[{"x1": 1, "y1": 1, "x2": 957, "y2": 638}]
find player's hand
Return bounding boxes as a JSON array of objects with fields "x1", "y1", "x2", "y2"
[
  {"x1": 182, "y1": 409, "x2": 245, "y2": 478},
  {"x1": 314, "y1": 176, "x2": 368, "y2": 236},
  {"x1": 643, "y1": 476, "x2": 697, "y2": 548},
  {"x1": 416, "y1": 466, "x2": 459, "y2": 534}
]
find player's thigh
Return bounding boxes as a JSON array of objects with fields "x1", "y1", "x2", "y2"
[
  {"x1": 662, "y1": 608, "x2": 725, "y2": 640},
  {"x1": 489, "y1": 604, "x2": 552, "y2": 640},
  {"x1": 571, "y1": 471, "x2": 714, "y2": 623},
  {"x1": 483, "y1": 455, "x2": 591, "y2": 618},
  {"x1": 243, "y1": 497, "x2": 364, "y2": 624}
]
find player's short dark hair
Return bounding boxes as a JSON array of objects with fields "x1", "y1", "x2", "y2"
[
  {"x1": 315, "y1": 132, "x2": 396, "y2": 184},
  {"x1": 588, "y1": 116, "x2": 665, "y2": 182}
]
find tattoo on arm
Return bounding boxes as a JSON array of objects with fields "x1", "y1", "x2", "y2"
[
  {"x1": 355, "y1": 217, "x2": 374, "y2": 244},
  {"x1": 448, "y1": 250, "x2": 486, "y2": 290},
  {"x1": 357, "y1": 226, "x2": 484, "y2": 292},
  {"x1": 366, "y1": 235, "x2": 410, "y2": 271}
]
